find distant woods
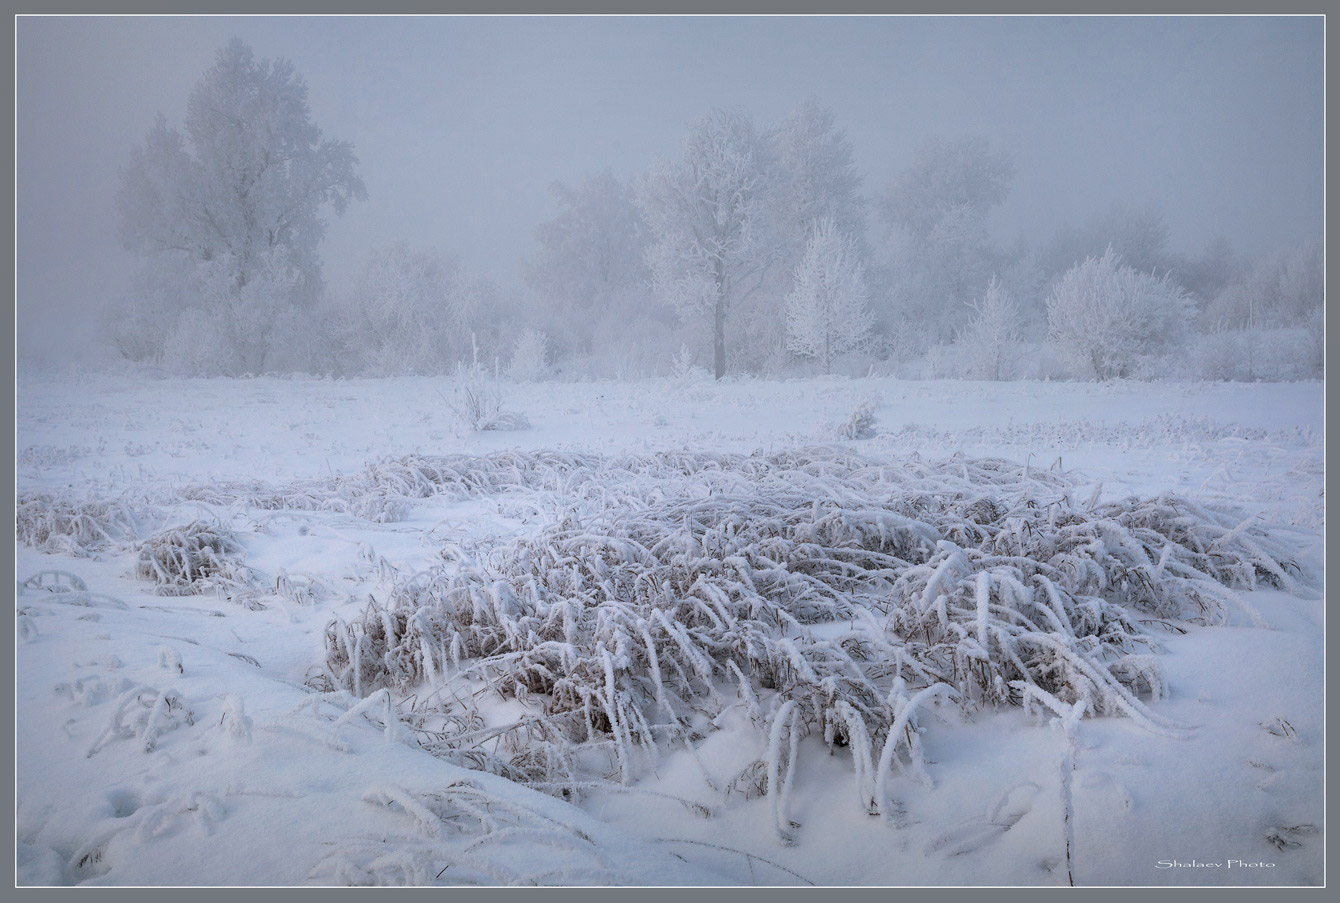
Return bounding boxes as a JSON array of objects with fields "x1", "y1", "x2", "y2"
[{"x1": 111, "y1": 41, "x2": 1322, "y2": 382}]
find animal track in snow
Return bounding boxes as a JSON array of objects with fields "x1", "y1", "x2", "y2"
[{"x1": 923, "y1": 782, "x2": 1040, "y2": 857}]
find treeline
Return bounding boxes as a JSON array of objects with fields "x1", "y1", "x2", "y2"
[{"x1": 107, "y1": 41, "x2": 1322, "y2": 382}]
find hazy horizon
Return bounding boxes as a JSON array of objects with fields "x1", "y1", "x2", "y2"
[{"x1": 16, "y1": 15, "x2": 1324, "y2": 365}]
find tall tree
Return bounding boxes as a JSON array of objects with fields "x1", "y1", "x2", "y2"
[
  {"x1": 116, "y1": 38, "x2": 365, "y2": 372},
  {"x1": 523, "y1": 170, "x2": 651, "y2": 359},
  {"x1": 638, "y1": 109, "x2": 772, "y2": 380},
  {"x1": 877, "y1": 136, "x2": 1014, "y2": 350},
  {"x1": 769, "y1": 98, "x2": 866, "y2": 268},
  {"x1": 733, "y1": 98, "x2": 865, "y2": 372}
]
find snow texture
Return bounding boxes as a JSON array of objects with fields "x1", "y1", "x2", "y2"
[{"x1": 14, "y1": 373, "x2": 1324, "y2": 886}]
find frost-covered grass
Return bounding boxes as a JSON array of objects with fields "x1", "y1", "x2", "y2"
[
  {"x1": 310, "y1": 449, "x2": 1305, "y2": 842},
  {"x1": 134, "y1": 520, "x2": 250, "y2": 597},
  {"x1": 15, "y1": 492, "x2": 157, "y2": 557},
  {"x1": 14, "y1": 372, "x2": 1324, "y2": 886}
]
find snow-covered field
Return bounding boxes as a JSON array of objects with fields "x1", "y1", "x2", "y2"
[{"x1": 14, "y1": 372, "x2": 1324, "y2": 886}]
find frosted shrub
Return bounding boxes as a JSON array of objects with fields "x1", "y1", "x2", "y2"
[
  {"x1": 1196, "y1": 330, "x2": 1246, "y2": 382},
  {"x1": 160, "y1": 308, "x2": 239, "y2": 377},
  {"x1": 820, "y1": 398, "x2": 879, "y2": 440},
  {"x1": 508, "y1": 328, "x2": 551, "y2": 382},
  {"x1": 318, "y1": 448, "x2": 1304, "y2": 835},
  {"x1": 15, "y1": 492, "x2": 156, "y2": 557},
  {"x1": 1047, "y1": 248, "x2": 1195, "y2": 381},
  {"x1": 135, "y1": 520, "x2": 249, "y2": 596},
  {"x1": 447, "y1": 338, "x2": 530, "y2": 433},
  {"x1": 671, "y1": 343, "x2": 698, "y2": 380}
]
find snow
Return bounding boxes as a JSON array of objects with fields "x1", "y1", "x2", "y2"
[{"x1": 15, "y1": 371, "x2": 1323, "y2": 886}]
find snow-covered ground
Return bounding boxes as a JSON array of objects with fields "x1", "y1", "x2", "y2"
[{"x1": 15, "y1": 372, "x2": 1324, "y2": 886}]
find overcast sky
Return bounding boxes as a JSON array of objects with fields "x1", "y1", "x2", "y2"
[{"x1": 16, "y1": 15, "x2": 1324, "y2": 363}]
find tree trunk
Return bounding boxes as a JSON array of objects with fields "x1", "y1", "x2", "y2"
[
  {"x1": 713, "y1": 293, "x2": 726, "y2": 380},
  {"x1": 713, "y1": 264, "x2": 727, "y2": 380}
]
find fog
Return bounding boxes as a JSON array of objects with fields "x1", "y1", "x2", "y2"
[
  {"x1": 13, "y1": 19, "x2": 1329, "y2": 884},
  {"x1": 15, "y1": 15, "x2": 1323, "y2": 370}
]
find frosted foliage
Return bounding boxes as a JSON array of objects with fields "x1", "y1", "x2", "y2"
[
  {"x1": 638, "y1": 109, "x2": 771, "y2": 379},
  {"x1": 785, "y1": 218, "x2": 873, "y2": 373},
  {"x1": 769, "y1": 99, "x2": 865, "y2": 264},
  {"x1": 881, "y1": 136, "x2": 1013, "y2": 238},
  {"x1": 509, "y1": 328, "x2": 550, "y2": 382},
  {"x1": 311, "y1": 448, "x2": 1304, "y2": 833},
  {"x1": 114, "y1": 39, "x2": 365, "y2": 372},
  {"x1": 954, "y1": 276, "x2": 1022, "y2": 381},
  {"x1": 878, "y1": 137, "x2": 1012, "y2": 349},
  {"x1": 1047, "y1": 248, "x2": 1195, "y2": 381},
  {"x1": 339, "y1": 243, "x2": 482, "y2": 376}
]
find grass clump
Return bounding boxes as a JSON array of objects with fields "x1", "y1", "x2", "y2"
[{"x1": 317, "y1": 448, "x2": 1305, "y2": 837}]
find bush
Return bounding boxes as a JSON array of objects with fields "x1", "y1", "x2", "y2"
[
  {"x1": 15, "y1": 492, "x2": 155, "y2": 557},
  {"x1": 819, "y1": 398, "x2": 879, "y2": 440},
  {"x1": 447, "y1": 337, "x2": 531, "y2": 433},
  {"x1": 1047, "y1": 248, "x2": 1195, "y2": 380},
  {"x1": 135, "y1": 520, "x2": 249, "y2": 595}
]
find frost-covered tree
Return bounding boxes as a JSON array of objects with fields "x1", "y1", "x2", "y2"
[
  {"x1": 785, "y1": 219, "x2": 873, "y2": 374},
  {"x1": 524, "y1": 170, "x2": 653, "y2": 361},
  {"x1": 769, "y1": 98, "x2": 866, "y2": 270},
  {"x1": 954, "y1": 275, "x2": 1021, "y2": 381},
  {"x1": 335, "y1": 243, "x2": 491, "y2": 376},
  {"x1": 877, "y1": 137, "x2": 1014, "y2": 350},
  {"x1": 508, "y1": 327, "x2": 551, "y2": 382},
  {"x1": 115, "y1": 38, "x2": 365, "y2": 371},
  {"x1": 1040, "y1": 203, "x2": 1174, "y2": 281},
  {"x1": 882, "y1": 136, "x2": 1013, "y2": 238},
  {"x1": 639, "y1": 109, "x2": 773, "y2": 380},
  {"x1": 1047, "y1": 248, "x2": 1195, "y2": 380},
  {"x1": 732, "y1": 98, "x2": 866, "y2": 373}
]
